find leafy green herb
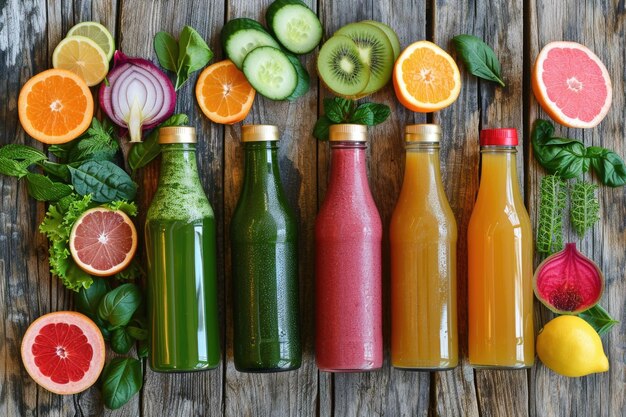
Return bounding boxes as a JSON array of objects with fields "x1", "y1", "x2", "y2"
[
  {"x1": 101, "y1": 357, "x2": 143, "y2": 410},
  {"x1": 137, "y1": 340, "x2": 149, "y2": 359},
  {"x1": 128, "y1": 113, "x2": 189, "y2": 172},
  {"x1": 0, "y1": 144, "x2": 47, "y2": 168},
  {"x1": 532, "y1": 119, "x2": 626, "y2": 186},
  {"x1": 24, "y1": 173, "x2": 73, "y2": 201},
  {"x1": 452, "y1": 34, "x2": 505, "y2": 87},
  {"x1": 38, "y1": 160, "x2": 71, "y2": 182},
  {"x1": 111, "y1": 328, "x2": 134, "y2": 354},
  {"x1": 578, "y1": 304, "x2": 619, "y2": 336},
  {"x1": 75, "y1": 277, "x2": 109, "y2": 319},
  {"x1": 154, "y1": 26, "x2": 213, "y2": 90},
  {"x1": 569, "y1": 181, "x2": 600, "y2": 237},
  {"x1": 98, "y1": 283, "x2": 142, "y2": 329},
  {"x1": 126, "y1": 325, "x2": 148, "y2": 341},
  {"x1": 69, "y1": 160, "x2": 137, "y2": 203},
  {"x1": 536, "y1": 175, "x2": 566, "y2": 255},
  {"x1": 113, "y1": 259, "x2": 143, "y2": 281},
  {"x1": 314, "y1": 98, "x2": 391, "y2": 141}
]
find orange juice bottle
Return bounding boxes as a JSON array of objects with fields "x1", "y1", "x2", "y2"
[
  {"x1": 468, "y1": 128, "x2": 534, "y2": 368},
  {"x1": 390, "y1": 124, "x2": 458, "y2": 370}
]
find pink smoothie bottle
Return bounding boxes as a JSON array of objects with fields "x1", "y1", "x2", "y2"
[{"x1": 315, "y1": 124, "x2": 383, "y2": 372}]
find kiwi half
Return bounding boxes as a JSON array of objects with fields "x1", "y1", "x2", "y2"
[
  {"x1": 361, "y1": 20, "x2": 401, "y2": 60},
  {"x1": 335, "y1": 22, "x2": 394, "y2": 96},
  {"x1": 317, "y1": 35, "x2": 370, "y2": 98}
]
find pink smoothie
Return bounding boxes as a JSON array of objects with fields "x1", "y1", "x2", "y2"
[{"x1": 315, "y1": 142, "x2": 383, "y2": 371}]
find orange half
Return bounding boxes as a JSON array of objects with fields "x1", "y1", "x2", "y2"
[
  {"x1": 195, "y1": 60, "x2": 256, "y2": 125},
  {"x1": 18, "y1": 68, "x2": 94, "y2": 144},
  {"x1": 393, "y1": 41, "x2": 461, "y2": 113}
]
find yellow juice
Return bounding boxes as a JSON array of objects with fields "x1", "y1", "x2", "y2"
[
  {"x1": 468, "y1": 146, "x2": 534, "y2": 368},
  {"x1": 390, "y1": 126, "x2": 458, "y2": 369}
]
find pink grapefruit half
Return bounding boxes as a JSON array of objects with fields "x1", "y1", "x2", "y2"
[
  {"x1": 532, "y1": 41, "x2": 612, "y2": 128},
  {"x1": 21, "y1": 311, "x2": 105, "y2": 395},
  {"x1": 69, "y1": 207, "x2": 137, "y2": 276}
]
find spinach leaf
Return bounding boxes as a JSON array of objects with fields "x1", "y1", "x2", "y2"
[
  {"x1": 111, "y1": 328, "x2": 135, "y2": 354},
  {"x1": 588, "y1": 147, "x2": 626, "y2": 187},
  {"x1": 578, "y1": 304, "x2": 619, "y2": 336},
  {"x1": 98, "y1": 283, "x2": 142, "y2": 329},
  {"x1": 154, "y1": 31, "x2": 179, "y2": 72},
  {"x1": 101, "y1": 358, "x2": 143, "y2": 410},
  {"x1": 128, "y1": 113, "x2": 189, "y2": 171},
  {"x1": 75, "y1": 277, "x2": 109, "y2": 319},
  {"x1": 69, "y1": 160, "x2": 137, "y2": 203},
  {"x1": 25, "y1": 173, "x2": 73, "y2": 201},
  {"x1": 452, "y1": 34, "x2": 505, "y2": 86},
  {"x1": 176, "y1": 25, "x2": 213, "y2": 90}
]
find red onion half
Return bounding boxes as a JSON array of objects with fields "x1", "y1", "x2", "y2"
[{"x1": 100, "y1": 51, "x2": 175, "y2": 142}]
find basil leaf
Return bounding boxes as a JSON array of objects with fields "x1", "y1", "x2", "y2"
[
  {"x1": 176, "y1": 26, "x2": 213, "y2": 90},
  {"x1": 25, "y1": 173, "x2": 73, "y2": 201},
  {"x1": 126, "y1": 326, "x2": 148, "y2": 341},
  {"x1": 94, "y1": 316, "x2": 111, "y2": 341},
  {"x1": 128, "y1": 113, "x2": 189, "y2": 171},
  {"x1": 578, "y1": 305, "x2": 619, "y2": 336},
  {"x1": 101, "y1": 358, "x2": 143, "y2": 410},
  {"x1": 154, "y1": 31, "x2": 179, "y2": 72},
  {"x1": 452, "y1": 34, "x2": 505, "y2": 87},
  {"x1": 75, "y1": 277, "x2": 109, "y2": 319},
  {"x1": 69, "y1": 160, "x2": 137, "y2": 203},
  {"x1": 111, "y1": 328, "x2": 134, "y2": 354},
  {"x1": 98, "y1": 283, "x2": 142, "y2": 329},
  {"x1": 531, "y1": 119, "x2": 587, "y2": 178},
  {"x1": 354, "y1": 102, "x2": 391, "y2": 125},
  {"x1": 313, "y1": 115, "x2": 332, "y2": 141},
  {"x1": 589, "y1": 148, "x2": 626, "y2": 187},
  {"x1": 137, "y1": 339, "x2": 149, "y2": 359}
]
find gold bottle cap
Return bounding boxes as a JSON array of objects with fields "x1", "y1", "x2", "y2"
[
  {"x1": 242, "y1": 125, "x2": 279, "y2": 142},
  {"x1": 329, "y1": 124, "x2": 367, "y2": 142},
  {"x1": 159, "y1": 126, "x2": 197, "y2": 144},
  {"x1": 405, "y1": 124, "x2": 441, "y2": 142}
]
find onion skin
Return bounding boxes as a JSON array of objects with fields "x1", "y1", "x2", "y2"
[
  {"x1": 99, "y1": 51, "x2": 175, "y2": 142},
  {"x1": 533, "y1": 243, "x2": 604, "y2": 314}
]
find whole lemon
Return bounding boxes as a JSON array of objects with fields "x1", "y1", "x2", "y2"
[{"x1": 536, "y1": 315, "x2": 609, "y2": 377}]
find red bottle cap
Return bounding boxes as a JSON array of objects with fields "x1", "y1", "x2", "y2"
[{"x1": 480, "y1": 128, "x2": 518, "y2": 146}]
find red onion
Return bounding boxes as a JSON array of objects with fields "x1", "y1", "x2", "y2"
[{"x1": 99, "y1": 51, "x2": 175, "y2": 142}]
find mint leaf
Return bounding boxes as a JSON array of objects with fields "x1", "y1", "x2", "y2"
[
  {"x1": 452, "y1": 34, "x2": 505, "y2": 87},
  {"x1": 324, "y1": 98, "x2": 354, "y2": 123},
  {"x1": 154, "y1": 31, "x2": 179, "y2": 72},
  {"x1": 0, "y1": 156, "x2": 28, "y2": 178},
  {"x1": 25, "y1": 173, "x2": 73, "y2": 201},
  {"x1": 0, "y1": 144, "x2": 47, "y2": 165},
  {"x1": 351, "y1": 106, "x2": 375, "y2": 125},
  {"x1": 578, "y1": 305, "x2": 619, "y2": 336},
  {"x1": 357, "y1": 103, "x2": 391, "y2": 125},
  {"x1": 313, "y1": 115, "x2": 332, "y2": 141}
]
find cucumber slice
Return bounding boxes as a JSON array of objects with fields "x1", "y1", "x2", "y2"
[
  {"x1": 266, "y1": 0, "x2": 322, "y2": 55},
  {"x1": 243, "y1": 46, "x2": 298, "y2": 100},
  {"x1": 285, "y1": 53, "x2": 310, "y2": 100},
  {"x1": 221, "y1": 18, "x2": 281, "y2": 69}
]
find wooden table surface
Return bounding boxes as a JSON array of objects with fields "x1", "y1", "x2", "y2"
[{"x1": 1, "y1": 0, "x2": 625, "y2": 416}]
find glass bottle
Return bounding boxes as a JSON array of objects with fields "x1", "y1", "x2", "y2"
[
  {"x1": 468, "y1": 128, "x2": 534, "y2": 368},
  {"x1": 145, "y1": 126, "x2": 220, "y2": 372},
  {"x1": 230, "y1": 125, "x2": 301, "y2": 372},
  {"x1": 315, "y1": 124, "x2": 383, "y2": 372},
  {"x1": 390, "y1": 124, "x2": 458, "y2": 370}
]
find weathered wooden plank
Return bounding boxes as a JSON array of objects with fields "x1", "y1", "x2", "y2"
[
  {"x1": 527, "y1": 1, "x2": 626, "y2": 417},
  {"x1": 115, "y1": 1, "x2": 226, "y2": 416},
  {"x1": 316, "y1": 1, "x2": 431, "y2": 416},
  {"x1": 222, "y1": 1, "x2": 319, "y2": 416}
]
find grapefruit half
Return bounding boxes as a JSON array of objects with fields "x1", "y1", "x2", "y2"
[
  {"x1": 21, "y1": 311, "x2": 105, "y2": 395},
  {"x1": 532, "y1": 41, "x2": 612, "y2": 128},
  {"x1": 69, "y1": 207, "x2": 138, "y2": 276}
]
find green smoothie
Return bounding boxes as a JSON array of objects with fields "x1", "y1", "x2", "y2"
[{"x1": 145, "y1": 129, "x2": 220, "y2": 372}]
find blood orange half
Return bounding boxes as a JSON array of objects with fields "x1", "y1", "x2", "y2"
[
  {"x1": 532, "y1": 41, "x2": 612, "y2": 128},
  {"x1": 21, "y1": 311, "x2": 105, "y2": 395},
  {"x1": 69, "y1": 207, "x2": 137, "y2": 276}
]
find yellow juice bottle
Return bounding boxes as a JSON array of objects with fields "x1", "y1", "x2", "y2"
[
  {"x1": 468, "y1": 128, "x2": 534, "y2": 368},
  {"x1": 390, "y1": 124, "x2": 458, "y2": 370}
]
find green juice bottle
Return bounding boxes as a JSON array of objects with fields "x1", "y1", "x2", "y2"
[
  {"x1": 230, "y1": 125, "x2": 301, "y2": 372},
  {"x1": 145, "y1": 126, "x2": 220, "y2": 372}
]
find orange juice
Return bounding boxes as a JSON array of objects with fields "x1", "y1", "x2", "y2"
[
  {"x1": 468, "y1": 128, "x2": 534, "y2": 368},
  {"x1": 390, "y1": 124, "x2": 458, "y2": 369}
]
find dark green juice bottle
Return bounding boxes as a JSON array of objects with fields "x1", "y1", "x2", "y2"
[
  {"x1": 230, "y1": 125, "x2": 301, "y2": 372},
  {"x1": 145, "y1": 126, "x2": 220, "y2": 372}
]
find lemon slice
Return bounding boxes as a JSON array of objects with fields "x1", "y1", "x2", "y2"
[
  {"x1": 67, "y1": 21, "x2": 115, "y2": 61},
  {"x1": 52, "y1": 35, "x2": 109, "y2": 86}
]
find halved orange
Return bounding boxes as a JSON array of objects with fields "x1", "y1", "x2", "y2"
[
  {"x1": 195, "y1": 60, "x2": 255, "y2": 125},
  {"x1": 18, "y1": 69, "x2": 94, "y2": 144},
  {"x1": 393, "y1": 41, "x2": 461, "y2": 113}
]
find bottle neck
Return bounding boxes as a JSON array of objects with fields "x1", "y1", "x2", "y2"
[
  {"x1": 241, "y1": 141, "x2": 283, "y2": 195},
  {"x1": 479, "y1": 146, "x2": 521, "y2": 196},
  {"x1": 404, "y1": 143, "x2": 444, "y2": 191},
  {"x1": 158, "y1": 143, "x2": 203, "y2": 191},
  {"x1": 328, "y1": 141, "x2": 369, "y2": 194}
]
